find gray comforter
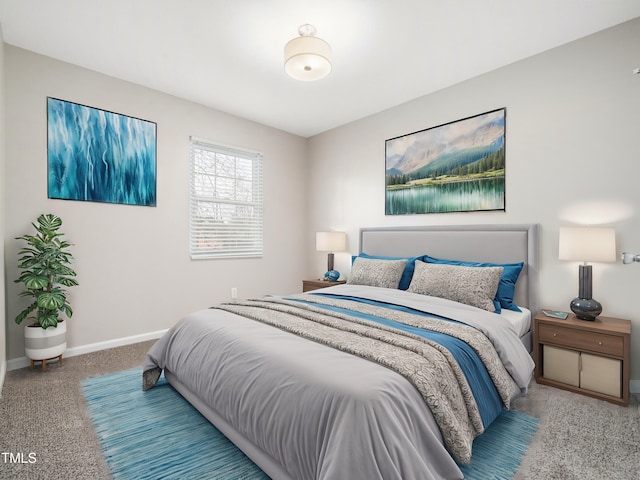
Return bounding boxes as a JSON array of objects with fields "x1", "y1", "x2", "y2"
[{"x1": 143, "y1": 285, "x2": 534, "y2": 480}]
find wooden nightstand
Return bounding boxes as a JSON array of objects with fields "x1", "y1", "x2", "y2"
[
  {"x1": 302, "y1": 279, "x2": 346, "y2": 292},
  {"x1": 533, "y1": 312, "x2": 631, "y2": 406}
]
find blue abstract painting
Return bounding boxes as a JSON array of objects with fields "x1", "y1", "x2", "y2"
[{"x1": 47, "y1": 97, "x2": 157, "y2": 206}]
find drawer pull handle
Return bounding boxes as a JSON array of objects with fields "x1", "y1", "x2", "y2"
[
  {"x1": 598, "y1": 341, "x2": 603, "y2": 346},
  {"x1": 553, "y1": 333, "x2": 557, "y2": 337}
]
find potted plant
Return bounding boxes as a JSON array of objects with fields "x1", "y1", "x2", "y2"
[{"x1": 15, "y1": 213, "x2": 78, "y2": 368}]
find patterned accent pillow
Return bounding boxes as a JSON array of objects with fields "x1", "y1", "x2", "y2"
[
  {"x1": 352, "y1": 253, "x2": 421, "y2": 290},
  {"x1": 422, "y1": 255, "x2": 524, "y2": 312},
  {"x1": 408, "y1": 260, "x2": 504, "y2": 312},
  {"x1": 347, "y1": 257, "x2": 408, "y2": 289}
]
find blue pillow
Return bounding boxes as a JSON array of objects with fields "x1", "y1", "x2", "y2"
[
  {"x1": 421, "y1": 255, "x2": 524, "y2": 313},
  {"x1": 352, "y1": 253, "x2": 420, "y2": 290}
]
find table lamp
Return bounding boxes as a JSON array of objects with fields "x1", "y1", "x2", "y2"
[
  {"x1": 559, "y1": 227, "x2": 616, "y2": 321},
  {"x1": 316, "y1": 231, "x2": 346, "y2": 281}
]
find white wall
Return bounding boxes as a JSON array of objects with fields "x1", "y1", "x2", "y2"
[
  {"x1": 4, "y1": 47, "x2": 308, "y2": 361},
  {"x1": 307, "y1": 18, "x2": 640, "y2": 383}
]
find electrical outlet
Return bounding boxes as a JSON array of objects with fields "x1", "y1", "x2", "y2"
[{"x1": 231, "y1": 287, "x2": 238, "y2": 299}]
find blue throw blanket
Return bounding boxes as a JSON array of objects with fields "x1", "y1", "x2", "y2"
[{"x1": 299, "y1": 293, "x2": 503, "y2": 428}]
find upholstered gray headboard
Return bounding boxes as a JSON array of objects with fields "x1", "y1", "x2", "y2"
[{"x1": 359, "y1": 224, "x2": 539, "y2": 313}]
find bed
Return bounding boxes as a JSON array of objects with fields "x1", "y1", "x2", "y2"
[
  {"x1": 144, "y1": 224, "x2": 539, "y2": 480},
  {"x1": 357, "y1": 224, "x2": 539, "y2": 352}
]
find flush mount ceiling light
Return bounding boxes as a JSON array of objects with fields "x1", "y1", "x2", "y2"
[{"x1": 284, "y1": 24, "x2": 331, "y2": 81}]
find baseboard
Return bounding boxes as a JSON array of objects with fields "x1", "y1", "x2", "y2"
[
  {"x1": 6, "y1": 329, "x2": 168, "y2": 372},
  {"x1": 630, "y1": 380, "x2": 640, "y2": 395}
]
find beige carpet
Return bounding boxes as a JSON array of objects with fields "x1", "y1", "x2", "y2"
[
  {"x1": 0, "y1": 340, "x2": 638, "y2": 479},
  {"x1": 512, "y1": 381, "x2": 640, "y2": 480},
  {"x1": 0, "y1": 341, "x2": 155, "y2": 480}
]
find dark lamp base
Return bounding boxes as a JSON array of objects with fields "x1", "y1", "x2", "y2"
[{"x1": 570, "y1": 297, "x2": 602, "y2": 321}]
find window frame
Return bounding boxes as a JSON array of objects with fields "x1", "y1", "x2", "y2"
[{"x1": 189, "y1": 137, "x2": 264, "y2": 260}]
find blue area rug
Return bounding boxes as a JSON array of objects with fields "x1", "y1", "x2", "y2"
[
  {"x1": 82, "y1": 368, "x2": 538, "y2": 480},
  {"x1": 82, "y1": 368, "x2": 269, "y2": 480},
  {"x1": 459, "y1": 409, "x2": 539, "y2": 479}
]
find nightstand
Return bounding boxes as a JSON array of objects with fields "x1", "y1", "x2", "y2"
[
  {"x1": 533, "y1": 312, "x2": 631, "y2": 406},
  {"x1": 302, "y1": 279, "x2": 346, "y2": 292}
]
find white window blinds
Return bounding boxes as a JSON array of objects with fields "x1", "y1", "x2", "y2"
[{"x1": 189, "y1": 137, "x2": 263, "y2": 259}]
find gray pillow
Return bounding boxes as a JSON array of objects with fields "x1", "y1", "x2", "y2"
[
  {"x1": 407, "y1": 260, "x2": 503, "y2": 312},
  {"x1": 347, "y1": 257, "x2": 408, "y2": 289}
]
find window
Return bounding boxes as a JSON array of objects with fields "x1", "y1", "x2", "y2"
[{"x1": 189, "y1": 137, "x2": 263, "y2": 259}]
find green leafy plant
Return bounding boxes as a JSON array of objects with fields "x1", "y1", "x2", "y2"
[{"x1": 15, "y1": 214, "x2": 78, "y2": 329}]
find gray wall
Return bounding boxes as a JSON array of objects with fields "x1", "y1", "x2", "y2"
[
  {"x1": 307, "y1": 18, "x2": 640, "y2": 387},
  {"x1": 4, "y1": 46, "x2": 308, "y2": 362},
  {"x1": 0, "y1": 24, "x2": 6, "y2": 388}
]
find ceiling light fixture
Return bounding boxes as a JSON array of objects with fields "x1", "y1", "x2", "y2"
[{"x1": 284, "y1": 24, "x2": 331, "y2": 81}]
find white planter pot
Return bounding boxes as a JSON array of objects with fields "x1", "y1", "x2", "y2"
[{"x1": 24, "y1": 320, "x2": 67, "y2": 361}]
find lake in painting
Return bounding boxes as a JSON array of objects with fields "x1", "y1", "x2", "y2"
[
  {"x1": 385, "y1": 109, "x2": 505, "y2": 215},
  {"x1": 385, "y1": 177, "x2": 504, "y2": 215}
]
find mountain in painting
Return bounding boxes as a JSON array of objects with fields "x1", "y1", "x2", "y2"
[{"x1": 386, "y1": 111, "x2": 505, "y2": 181}]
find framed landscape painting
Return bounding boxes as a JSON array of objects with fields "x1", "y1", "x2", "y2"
[
  {"x1": 47, "y1": 97, "x2": 157, "y2": 206},
  {"x1": 385, "y1": 108, "x2": 505, "y2": 215}
]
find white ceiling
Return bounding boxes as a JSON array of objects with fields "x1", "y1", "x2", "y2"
[{"x1": 1, "y1": 1, "x2": 639, "y2": 138}]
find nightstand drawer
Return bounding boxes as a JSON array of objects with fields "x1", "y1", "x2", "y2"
[
  {"x1": 538, "y1": 324, "x2": 624, "y2": 357},
  {"x1": 302, "y1": 279, "x2": 346, "y2": 292}
]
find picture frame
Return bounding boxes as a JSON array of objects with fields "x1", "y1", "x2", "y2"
[
  {"x1": 47, "y1": 97, "x2": 157, "y2": 207},
  {"x1": 385, "y1": 108, "x2": 506, "y2": 215}
]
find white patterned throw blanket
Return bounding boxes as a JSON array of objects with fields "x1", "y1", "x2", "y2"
[{"x1": 213, "y1": 292, "x2": 522, "y2": 464}]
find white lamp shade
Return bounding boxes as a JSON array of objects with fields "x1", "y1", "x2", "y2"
[
  {"x1": 316, "y1": 231, "x2": 346, "y2": 252},
  {"x1": 559, "y1": 227, "x2": 616, "y2": 262},
  {"x1": 284, "y1": 35, "x2": 331, "y2": 81}
]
